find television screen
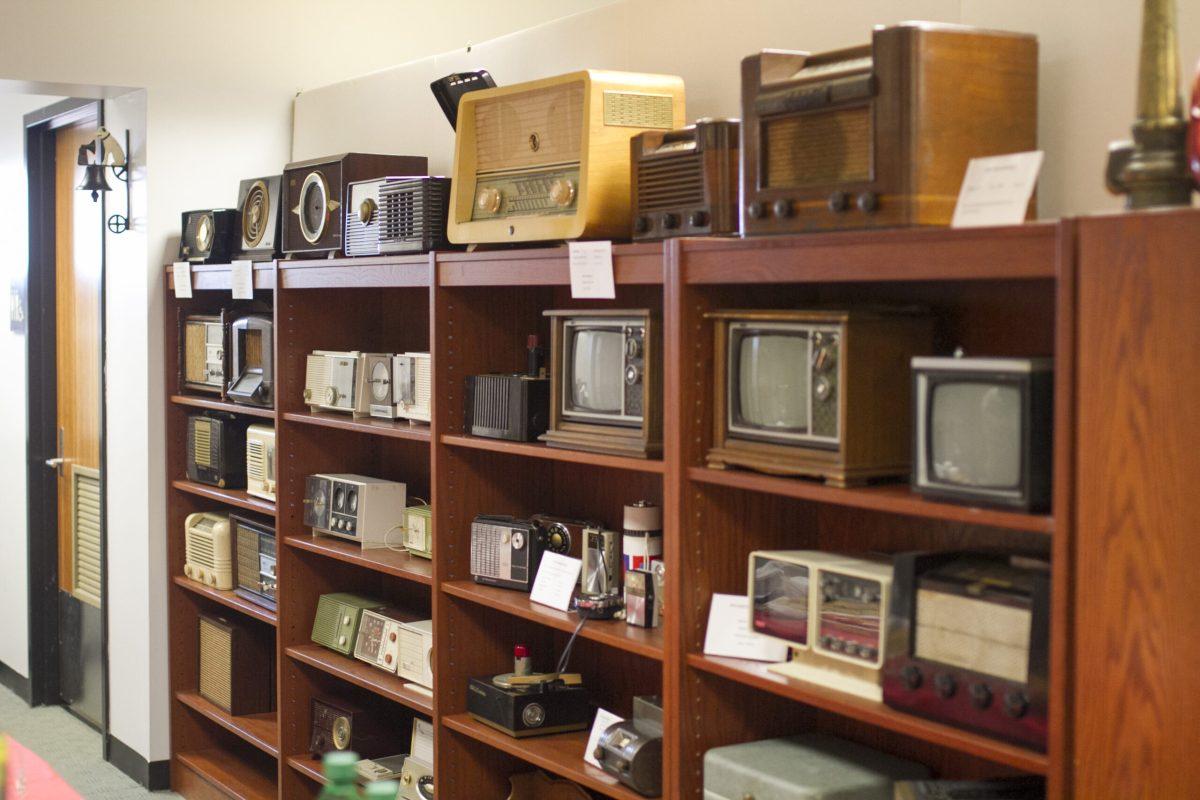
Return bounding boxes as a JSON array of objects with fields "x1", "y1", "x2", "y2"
[
  {"x1": 736, "y1": 333, "x2": 809, "y2": 432},
  {"x1": 569, "y1": 328, "x2": 624, "y2": 414},
  {"x1": 931, "y1": 382, "x2": 1021, "y2": 489},
  {"x1": 751, "y1": 556, "x2": 809, "y2": 646}
]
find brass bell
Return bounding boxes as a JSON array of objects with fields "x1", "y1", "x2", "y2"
[{"x1": 77, "y1": 164, "x2": 111, "y2": 201}]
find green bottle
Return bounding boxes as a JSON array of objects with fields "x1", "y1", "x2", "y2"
[
  {"x1": 319, "y1": 751, "x2": 362, "y2": 799},
  {"x1": 363, "y1": 780, "x2": 401, "y2": 800}
]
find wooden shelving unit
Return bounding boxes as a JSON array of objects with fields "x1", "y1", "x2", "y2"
[{"x1": 164, "y1": 227, "x2": 1075, "y2": 799}]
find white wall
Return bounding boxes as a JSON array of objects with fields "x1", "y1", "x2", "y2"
[
  {"x1": 295, "y1": 0, "x2": 1200, "y2": 219},
  {"x1": 0, "y1": 93, "x2": 64, "y2": 678}
]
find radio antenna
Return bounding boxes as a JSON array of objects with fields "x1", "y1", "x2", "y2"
[{"x1": 555, "y1": 614, "x2": 589, "y2": 676}]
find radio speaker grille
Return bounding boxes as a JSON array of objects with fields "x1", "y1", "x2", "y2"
[
  {"x1": 242, "y1": 181, "x2": 269, "y2": 248},
  {"x1": 305, "y1": 355, "x2": 331, "y2": 403},
  {"x1": 247, "y1": 440, "x2": 265, "y2": 483},
  {"x1": 190, "y1": 418, "x2": 213, "y2": 468},
  {"x1": 603, "y1": 91, "x2": 674, "y2": 129},
  {"x1": 475, "y1": 83, "x2": 583, "y2": 172},
  {"x1": 198, "y1": 616, "x2": 233, "y2": 711},
  {"x1": 380, "y1": 178, "x2": 451, "y2": 253},
  {"x1": 764, "y1": 105, "x2": 872, "y2": 188},
  {"x1": 471, "y1": 374, "x2": 510, "y2": 432},
  {"x1": 636, "y1": 151, "x2": 704, "y2": 211},
  {"x1": 71, "y1": 466, "x2": 102, "y2": 608},
  {"x1": 184, "y1": 322, "x2": 208, "y2": 384}
]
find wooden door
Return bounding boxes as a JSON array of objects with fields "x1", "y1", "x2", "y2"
[
  {"x1": 1072, "y1": 209, "x2": 1200, "y2": 797},
  {"x1": 54, "y1": 120, "x2": 102, "y2": 603}
]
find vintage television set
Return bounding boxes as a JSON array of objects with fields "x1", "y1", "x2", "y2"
[
  {"x1": 226, "y1": 314, "x2": 273, "y2": 408},
  {"x1": 186, "y1": 412, "x2": 247, "y2": 489},
  {"x1": 231, "y1": 514, "x2": 276, "y2": 611},
  {"x1": 912, "y1": 355, "x2": 1054, "y2": 511},
  {"x1": 749, "y1": 550, "x2": 894, "y2": 701},
  {"x1": 739, "y1": 23, "x2": 1037, "y2": 235},
  {"x1": 236, "y1": 176, "x2": 283, "y2": 259},
  {"x1": 447, "y1": 70, "x2": 685, "y2": 244},
  {"x1": 179, "y1": 313, "x2": 227, "y2": 396},
  {"x1": 707, "y1": 309, "x2": 933, "y2": 486},
  {"x1": 542, "y1": 309, "x2": 661, "y2": 458},
  {"x1": 883, "y1": 551, "x2": 1050, "y2": 750}
]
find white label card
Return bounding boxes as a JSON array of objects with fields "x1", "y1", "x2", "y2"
[
  {"x1": 230, "y1": 260, "x2": 254, "y2": 300},
  {"x1": 172, "y1": 261, "x2": 192, "y2": 299},
  {"x1": 951, "y1": 150, "x2": 1044, "y2": 229},
  {"x1": 583, "y1": 708, "x2": 625, "y2": 768},
  {"x1": 568, "y1": 240, "x2": 616, "y2": 299},
  {"x1": 703, "y1": 593, "x2": 790, "y2": 663},
  {"x1": 410, "y1": 718, "x2": 434, "y2": 764},
  {"x1": 529, "y1": 552, "x2": 583, "y2": 612}
]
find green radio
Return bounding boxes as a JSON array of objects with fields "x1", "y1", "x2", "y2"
[{"x1": 311, "y1": 593, "x2": 383, "y2": 655}]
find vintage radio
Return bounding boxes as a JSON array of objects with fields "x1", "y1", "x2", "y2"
[
  {"x1": 740, "y1": 24, "x2": 1037, "y2": 235},
  {"x1": 468, "y1": 644, "x2": 590, "y2": 738},
  {"x1": 282, "y1": 152, "x2": 428, "y2": 256},
  {"x1": 913, "y1": 355, "x2": 1054, "y2": 511},
  {"x1": 625, "y1": 570, "x2": 659, "y2": 628},
  {"x1": 180, "y1": 313, "x2": 227, "y2": 395},
  {"x1": 231, "y1": 514, "x2": 276, "y2": 611},
  {"x1": 397, "y1": 619, "x2": 434, "y2": 689},
  {"x1": 304, "y1": 350, "x2": 377, "y2": 416},
  {"x1": 402, "y1": 502, "x2": 433, "y2": 559},
  {"x1": 466, "y1": 335, "x2": 549, "y2": 441},
  {"x1": 310, "y1": 697, "x2": 399, "y2": 759},
  {"x1": 380, "y1": 177, "x2": 453, "y2": 254},
  {"x1": 703, "y1": 734, "x2": 929, "y2": 800},
  {"x1": 529, "y1": 513, "x2": 589, "y2": 559},
  {"x1": 542, "y1": 309, "x2": 661, "y2": 458},
  {"x1": 183, "y1": 512, "x2": 232, "y2": 590},
  {"x1": 344, "y1": 177, "x2": 387, "y2": 256},
  {"x1": 245, "y1": 424, "x2": 276, "y2": 502},
  {"x1": 237, "y1": 176, "x2": 283, "y2": 259},
  {"x1": 749, "y1": 551, "x2": 894, "y2": 701},
  {"x1": 226, "y1": 314, "x2": 273, "y2": 407},
  {"x1": 353, "y1": 607, "x2": 418, "y2": 674},
  {"x1": 470, "y1": 515, "x2": 571, "y2": 592},
  {"x1": 197, "y1": 613, "x2": 273, "y2": 715},
  {"x1": 399, "y1": 756, "x2": 434, "y2": 800},
  {"x1": 311, "y1": 592, "x2": 384, "y2": 655},
  {"x1": 394, "y1": 353, "x2": 432, "y2": 423},
  {"x1": 595, "y1": 695, "x2": 663, "y2": 797},
  {"x1": 447, "y1": 70, "x2": 685, "y2": 244},
  {"x1": 581, "y1": 525, "x2": 621, "y2": 597},
  {"x1": 363, "y1": 352, "x2": 398, "y2": 419},
  {"x1": 304, "y1": 473, "x2": 407, "y2": 549},
  {"x1": 179, "y1": 209, "x2": 238, "y2": 263},
  {"x1": 186, "y1": 412, "x2": 247, "y2": 488},
  {"x1": 432, "y1": 69, "x2": 496, "y2": 129},
  {"x1": 357, "y1": 754, "x2": 409, "y2": 784},
  {"x1": 895, "y1": 777, "x2": 1046, "y2": 800},
  {"x1": 883, "y1": 551, "x2": 1050, "y2": 750},
  {"x1": 631, "y1": 118, "x2": 740, "y2": 240},
  {"x1": 707, "y1": 309, "x2": 933, "y2": 485}
]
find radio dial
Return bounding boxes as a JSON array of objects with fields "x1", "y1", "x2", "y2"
[
  {"x1": 476, "y1": 187, "x2": 503, "y2": 214},
  {"x1": 359, "y1": 197, "x2": 377, "y2": 225},
  {"x1": 549, "y1": 178, "x2": 576, "y2": 208},
  {"x1": 325, "y1": 386, "x2": 340, "y2": 405},
  {"x1": 511, "y1": 530, "x2": 525, "y2": 550},
  {"x1": 970, "y1": 682, "x2": 993, "y2": 709},
  {"x1": 625, "y1": 364, "x2": 641, "y2": 386}
]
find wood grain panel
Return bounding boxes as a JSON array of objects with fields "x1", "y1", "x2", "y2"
[{"x1": 1072, "y1": 209, "x2": 1200, "y2": 798}]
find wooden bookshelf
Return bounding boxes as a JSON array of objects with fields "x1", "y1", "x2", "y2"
[{"x1": 163, "y1": 221, "x2": 1087, "y2": 799}]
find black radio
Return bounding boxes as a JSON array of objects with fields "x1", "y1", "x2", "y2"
[
  {"x1": 465, "y1": 335, "x2": 549, "y2": 442},
  {"x1": 470, "y1": 515, "x2": 572, "y2": 592},
  {"x1": 186, "y1": 412, "x2": 248, "y2": 489},
  {"x1": 231, "y1": 514, "x2": 276, "y2": 611}
]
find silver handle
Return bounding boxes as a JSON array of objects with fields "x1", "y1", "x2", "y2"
[{"x1": 45, "y1": 457, "x2": 66, "y2": 468}]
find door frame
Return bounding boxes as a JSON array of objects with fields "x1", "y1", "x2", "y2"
[{"x1": 24, "y1": 97, "x2": 109, "y2": 743}]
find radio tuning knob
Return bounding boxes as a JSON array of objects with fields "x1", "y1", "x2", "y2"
[
  {"x1": 814, "y1": 376, "x2": 832, "y2": 401},
  {"x1": 901, "y1": 664, "x2": 923, "y2": 689},
  {"x1": 747, "y1": 201, "x2": 766, "y2": 219},
  {"x1": 325, "y1": 386, "x2": 339, "y2": 405},
  {"x1": 625, "y1": 336, "x2": 642, "y2": 359},
  {"x1": 359, "y1": 197, "x2": 377, "y2": 225},
  {"x1": 689, "y1": 210, "x2": 709, "y2": 227},
  {"x1": 634, "y1": 215, "x2": 650, "y2": 233},
  {"x1": 934, "y1": 673, "x2": 957, "y2": 699},
  {"x1": 970, "y1": 682, "x2": 993, "y2": 709},
  {"x1": 1003, "y1": 690, "x2": 1030, "y2": 718},
  {"x1": 857, "y1": 191, "x2": 879, "y2": 213},
  {"x1": 476, "y1": 187, "x2": 502, "y2": 214},
  {"x1": 625, "y1": 364, "x2": 642, "y2": 386},
  {"x1": 663, "y1": 212, "x2": 680, "y2": 229},
  {"x1": 828, "y1": 191, "x2": 850, "y2": 213},
  {"x1": 772, "y1": 199, "x2": 793, "y2": 219},
  {"x1": 549, "y1": 178, "x2": 576, "y2": 208}
]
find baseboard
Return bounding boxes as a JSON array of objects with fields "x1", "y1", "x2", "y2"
[
  {"x1": 0, "y1": 659, "x2": 32, "y2": 704},
  {"x1": 107, "y1": 734, "x2": 171, "y2": 791}
]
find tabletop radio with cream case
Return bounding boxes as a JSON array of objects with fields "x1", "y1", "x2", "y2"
[
  {"x1": 245, "y1": 424, "x2": 275, "y2": 501},
  {"x1": 397, "y1": 618, "x2": 434, "y2": 689},
  {"x1": 304, "y1": 350, "x2": 378, "y2": 416},
  {"x1": 448, "y1": 70, "x2": 685, "y2": 244},
  {"x1": 380, "y1": 177, "x2": 453, "y2": 254},
  {"x1": 179, "y1": 313, "x2": 227, "y2": 395},
  {"x1": 237, "y1": 176, "x2": 283, "y2": 258},
  {"x1": 183, "y1": 512, "x2": 232, "y2": 590},
  {"x1": 227, "y1": 314, "x2": 273, "y2": 408},
  {"x1": 363, "y1": 352, "x2": 399, "y2": 419},
  {"x1": 179, "y1": 209, "x2": 238, "y2": 263},
  {"x1": 749, "y1": 550, "x2": 895, "y2": 700},
  {"x1": 283, "y1": 152, "x2": 428, "y2": 256},
  {"x1": 741, "y1": 23, "x2": 1037, "y2": 234},
  {"x1": 312, "y1": 592, "x2": 384, "y2": 655},
  {"x1": 707, "y1": 309, "x2": 933, "y2": 486},
  {"x1": 198, "y1": 613, "x2": 273, "y2": 716},
  {"x1": 402, "y1": 502, "x2": 433, "y2": 559},
  {"x1": 344, "y1": 177, "x2": 387, "y2": 256},
  {"x1": 631, "y1": 118, "x2": 740, "y2": 240},
  {"x1": 353, "y1": 607, "x2": 418, "y2": 674},
  {"x1": 303, "y1": 473, "x2": 407, "y2": 549},
  {"x1": 231, "y1": 514, "x2": 276, "y2": 611},
  {"x1": 187, "y1": 412, "x2": 247, "y2": 488},
  {"x1": 399, "y1": 756, "x2": 434, "y2": 800}
]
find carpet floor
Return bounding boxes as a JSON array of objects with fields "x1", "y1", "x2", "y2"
[{"x1": 0, "y1": 684, "x2": 180, "y2": 798}]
